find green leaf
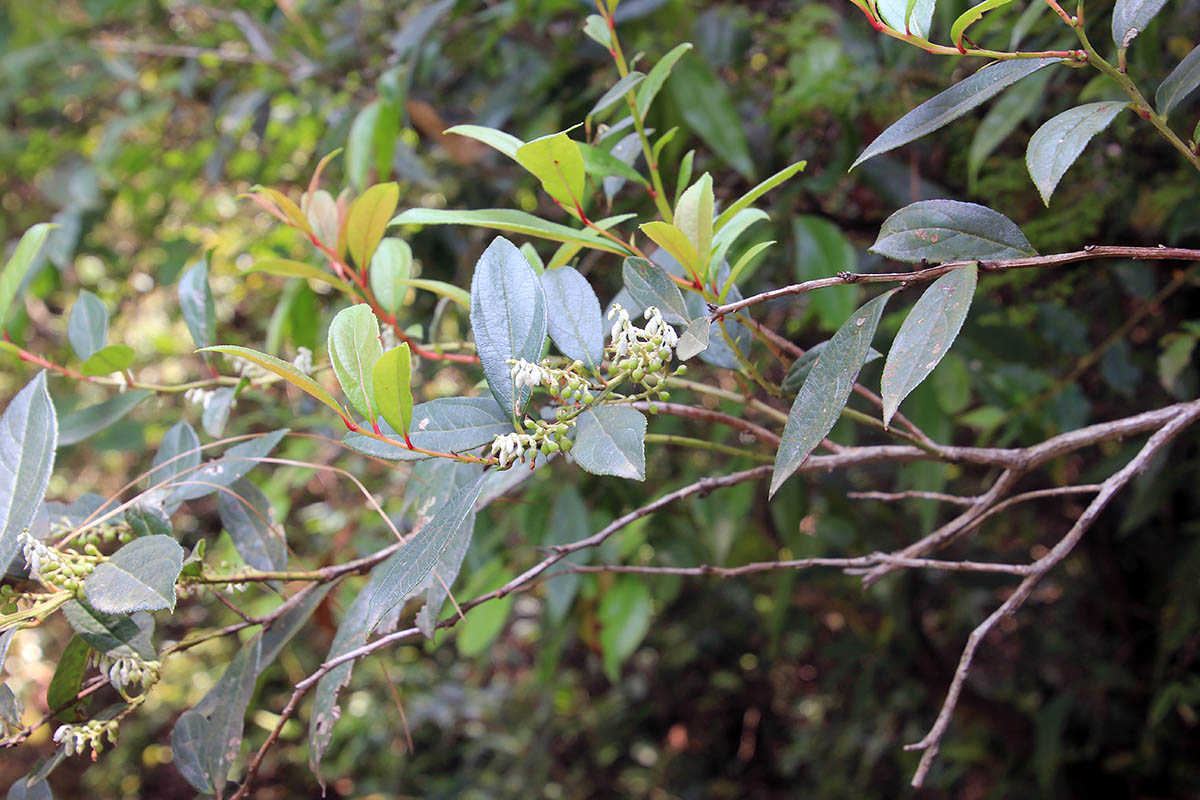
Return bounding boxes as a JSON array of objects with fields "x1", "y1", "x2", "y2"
[
  {"x1": 126, "y1": 502, "x2": 171, "y2": 538},
  {"x1": 344, "y1": 396, "x2": 513, "y2": 458},
  {"x1": 546, "y1": 213, "x2": 637, "y2": 269},
  {"x1": 793, "y1": 216, "x2": 858, "y2": 331},
  {"x1": 391, "y1": 208, "x2": 632, "y2": 256},
  {"x1": 967, "y1": 67, "x2": 1053, "y2": 191},
  {"x1": 950, "y1": 0, "x2": 1017, "y2": 52},
  {"x1": 62, "y1": 601, "x2": 155, "y2": 660},
  {"x1": 668, "y1": 54, "x2": 755, "y2": 179},
  {"x1": 622, "y1": 257, "x2": 689, "y2": 325},
  {"x1": 515, "y1": 131, "x2": 587, "y2": 211},
  {"x1": 674, "y1": 149, "x2": 695, "y2": 209},
  {"x1": 328, "y1": 304, "x2": 385, "y2": 420},
  {"x1": 771, "y1": 290, "x2": 897, "y2": 497},
  {"x1": 368, "y1": 238, "x2": 413, "y2": 316},
  {"x1": 414, "y1": 502, "x2": 478, "y2": 638},
  {"x1": 57, "y1": 390, "x2": 152, "y2": 447},
  {"x1": 881, "y1": 265, "x2": 978, "y2": 427},
  {"x1": 79, "y1": 344, "x2": 135, "y2": 376},
  {"x1": 444, "y1": 125, "x2": 524, "y2": 160},
  {"x1": 178, "y1": 258, "x2": 215, "y2": 350},
  {"x1": 217, "y1": 477, "x2": 287, "y2": 572},
  {"x1": 250, "y1": 187, "x2": 312, "y2": 234},
  {"x1": 67, "y1": 290, "x2": 108, "y2": 361},
  {"x1": 636, "y1": 43, "x2": 694, "y2": 119},
  {"x1": 396, "y1": 277, "x2": 470, "y2": 309},
  {"x1": 713, "y1": 161, "x2": 806, "y2": 231},
  {"x1": 250, "y1": 258, "x2": 352, "y2": 294},
  {"x1": 469, "y1": 236, "x2": 549, "y2": 417},
  {"x1": 1156, "y1": 44, "x2": 1200, "y2": 116},
  {"x1": 1113, "y1": 0, "x2": 1168, "y2": 51},
  {"x1": 541, "y1": 266, "x2": 604, "y2": 369},
  {"x1": 1026, "y1": 101, "x2": 1125, "y2": 205},
  {"x1": 878, "y1": 0, "x2": 936, "y2": 37},
  {"x1": 573, "y1": 406, "x2": 646, "y2": 481},
  {"x1": 674, "y1": 173, "x2": 714, "y2": 273},
  {"x1": 84, "y1": 535, "x2": 184, "y2": 614},
  {"x1": 675, "y1": 317, "x2": 711, "y2": 361},
  {"x1": 782, "y1": 341, "x2": 882, "y2": 395},
  {"x1": 579, "y1": 142, "x2": 649, "y2": 186},
  {"x1": 373, "y1": 343, "x2": 414, "y2": 436},
  {"x1": 46, "y1": 636, "x2": 90, "y2": 721},
  {"x1": 639, "y1": 221, "x2": 701, "y2": 281},
  {"x1": 589, "y1": 71, "x2": 644, "y2": 121},
  {"x1": 871, "y1": 199, "x2": 1036, "y2": 262},
  {"x1": 0, "y1": 373, "x2": 57, "y2": 575},
  {"x1": 543, "y1": 487, "x2": 591, "y2": 622},
  {"x1": 200, "y1": 345, "x2": 350, "y2": 423},
  {"x1": 0, "y1": 223, "x2": 54, "y2": 332},
  {"x1": 366, "y1": 473, "x2": 489, "y2": 631},
  {"x1": 346, "y1": 182, "x2": 400, "y2": 271},
  {"x1": 721, "y1": 240, "x2": 775, "y2": 301},
  {"x1": 346, "y1": 100, "x2": 382, "y2": 192},
  {"x1": 852, "y1": 58, "x2": 1063, "y2": 169},
  {"x1": 456, "y1": 563, "x2": 515, "y2": 656},
  {"x1": 599, "y1": 577, "x2": 652, "y2": 681},
  {"x1": 582, "y1": 14, "x2": 612, "y2": 49},
  {"x1": 146, "y1": 420, "x2": 201, "y2": 498},
  {"x1": 170, "y1": 429, "x2": 288, "y2": 503}
]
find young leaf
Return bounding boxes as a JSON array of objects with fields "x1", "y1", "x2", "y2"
[
  {"x1": 67, "y1": 290, "x2": 109, "y2": 361},
  {"x1": 878, "y1": 0, "x2": 936, "y2": 37},
  {"x1": 200, "y1": 345, "x2": 350, "y2": 423},
  {"x1": 721, "y1": 240, "x2": 775, "y2": 301},
  {"x1": 674, "y1": 173, "x2": 714, "y2": 274},
  {"x1": 852, "y1": 58, "x2": 1063, "y2": 169},
  {"x1": 635, "y1": 43, "x2": 694, "y2": 119},
  {"x1": 713, "y1": 161, "x2": 806, "y2": 231},
  {"x1": 170, "y1": 429, "x2": 289, "y2": 503},
  {"x1": 84, "y1": 535, "x2": 185, "y2": 614},
  {"x1": 391, "y1": 208, "x2": 631, "y2": 255},
  {"x1": 582, "y1": 14, "x2": 612, "y2": 48},
  {"x1": 0, "y1": 373, "x2": 57, "y2": 575},
  {"x1": 589, "y1": 72, "x2": 645, "y2": 121},
  {"x1": 57, "y1": 390, "x2": 152, "y2": 447},
  {"x1": 366, "y1": 473, "x2": 489, "y2": 631},
  {"x1": 178, "y1": 258, "x2": 216, "y2": 350},
  {"x1": 250, "y1": 258, "x2": 353, "y2": 294},
  {"x1": 250, "y1": 186, "x2": 312, "y2": 234},
  {"x1": 871, "y1": 199, "x2": 1036, "y2": 262},
  {"x1": 396, "y1": 277, "x2": 470, "y2": 309},
  {"x1": 0, "y1": 223, "x2": 54, "y2": 332},
  {"x1": 881, "y1": 265, "x2": 978, "y2": 427},
  {"x1": 444, "y1": 124, "x2": 524, "y2": 160},
  {"x1": 328, "y1": 304, "x2": 385, "y2": 419},
  {"x1": 599, "y1": 577, "x2": 652, "y2": 681},
  {"x1": 771, "y1": 290, "x2": 897, "y2": 497},
  {"x1": 79, "y1": 344, "x2": 135, "y2": 376},
  {"x1": 368, "y1": 238, "x2": 413, "y2": 316},
  {"x1": 675, "y1": 317, "x2": 711, "y2": 361},
  {"x1": 373, "y1": 343, "x2": 414, "y2": 437},
  {"x1": 573, "y1": 406, "x2": 646, "y2": 481},
  {"x1": 1026, "y1": 101, "x2": 1125, "y2": 205},
  {"x1": 639, "y1": 221, "x2": 702, "y2": 281},
  {"x1": 345, "y1": 396, "x2": 512, "y2": 458},
  {"x1": 622, "y1": 257, "x2": 689, "y2": 325},
  {"x1": 1112, "y1": 0, "x2": 1169, "y2": 51},
  {"x1": 541, "y1": 266, "x2": 604, "y2": 369},
  {"x1": 950, "y1": 0, "x2": 1017, "y2": 53},
  {"x1": 515, "y1": 131, "x2": 587, "y2": 211},
  {"x1": 218, "y1": 477, "x2": 287, "y2": 572},
  {"x1": 668, "y1": 54, "x2": 755, "y2": 179},
  {"x1": 1156, "y1": 44, "x2": 1200, "y2": 116},
  {"x1": 345, "y1": 182, "x2": 400, "y2": 271},
  {"x1": 469, "y1": 236, "x2": 549, "y2": 417}
]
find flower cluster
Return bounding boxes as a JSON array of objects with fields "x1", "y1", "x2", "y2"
[
  {"x1": 95, "y1": 652, "x2": 161, "y2": 692},
  {"x1": 510, "y1": 358, "x2": 598, "y2": 405},
  {"x1": 606, "y1": 304, "x2": 681, "y2": 401},
  {"x1": 489, "y1": 418, "x2": 574, "y2": 468},
  {"x1": 19, "y1": 530, "x2": 100, "y2": 592},
  {"x1": 54, "y1": 718, "x2": 119, "y2": 758},
  {"x1": 50, "y1": 517, "x2": 133, "y2": 546}
]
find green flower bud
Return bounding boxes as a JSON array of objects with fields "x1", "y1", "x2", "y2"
[
  {"x1": 648, "y1": 403, "x2": 659, "y2": 414},
  {"x1": 546, "y1": 440, "x2": 560, "y2": 453},
  {"x1": 675, "y1": 365, "x2": 688, "y2": 375},
  {"x1": 632, "y1": 367, "x2": 645, "y2": 382},
  {"x1": 658, "y1": 391, "x2": 670, "y2": 401},
  {"x1": 582, "y1": 391, "x2": 594, "y2": 404},
  {"x1": 561, "y1": 438, "x2": 574, "y2": 451},
  {"x1": 649, "y1": 358, "x2": 663, "y2": 372}
]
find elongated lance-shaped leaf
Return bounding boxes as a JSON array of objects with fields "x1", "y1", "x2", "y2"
[
  {"x1": 57, "y1": 390, "x2": 152, "y2": 447},
  {"x1": 0, "y1": 223, "x2": 54, "y2": 333},
  {"x1": 871, "y1": 199, "x2": 1036, "y2": 262},
  {"x1": 328, "y1": 304, "x2": 384, "y2": 420},
  {"x1": 1026, "y1": 102, "x2": 1125, "y2": 205},
  {"x1": 444, "y1": 125, "x2": 524, "y2": 159},
  {"x1": 200, "y1": 345, "x2": 350, "y2": 423},
  {"x1": 84, "y1": 535, "x2": 184, "y2": 613},
  {"x1": 345, "y1": 182, "x2": 399, "y2": 271},
  {"x1": 250, "y1": 258, "x2": 353, "y2": 294},
  {"x1": 396, "y1": 277, "x2": 470, "y2": 309},
  {"x1": 589, "y1": 71, "x2": 645, "y2": 121},
  {"x1": 373, "y1": 343, "x2": 414, "y2": 437},
  {"x1": 0, "y1": 373, "x2": 57, "y2": 574},
  {"x1": 391, "y1": 208, "x2": 632, "y2": 256},
  {"x1": 573, "y1": 406, "x2": 647, "y2": 481},
  {"x1": 635, "y1": 43, "x2": 693, "y2": 119},
  {"x1": 414, "y1": 503, "x2": 477, "y2": 638},
  {"x1": 950, "y1": 0, "x2": 1017, "y2": 52},
  {"x1": 771, "y1": 291, "x2": 897, "y2": 497},
  {"x1": 218, "y1": 477, "x2": 287, "y2": 572},
  {"x1": 674, "y1": 173, "x2": 714, "y2": 276},
  {"x1": 178, "y1": 258, "x2": 215, "y2": 350},
  {"x1": 622, "y1": 257, "x2": 689, "y2": 325},
  {"x1": 469, "y1": 236, "x2": 548, "y2": 418},
  {"x1": 713, "y1": 161, "x2": 806, "y2": 231},
  {"x1": 541, "y1": 266, "x2": 604, "y2": 369},
  {"x1": 1156, "y1": 44, "x2": 1200, "y2": 116},
  {"x1": 1112, "y1": 0, "x2": 1168, "y2": 51},
  {"x1": 967, "y1": 67, "x2": 1054, "y2": 191},
  {"x1": 516, "y1": 131, "x2": 587, "y2": 212},
  {"x1": 852, "y1": 58, "x2": 1063, "y2": 170},
  {"x1": 668, "y1": 54, "x2": 755, "y2": 179},
  {"x1": 881, "y1": 265, "x2": 978, "y2": 427},
  {"x1": 67, "y1": 290, "x2": 108, "y2": 361},
  {"x1": 579, "y1": 142, "x2": 649, "y2": 186},
  {"x1": 170, "y1": 428, "x2": 288, "y2": 503}
]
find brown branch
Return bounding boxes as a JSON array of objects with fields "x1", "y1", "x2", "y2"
[
  {"x1": 709, "y1": 246, "x2": 1200, "y2": 319},
  {"x1": 569, "y1": 552, "x2": 1030, "y2": 578},
  {"x1": 628, "y1": 401, "x2": 780, "y2": 446}
]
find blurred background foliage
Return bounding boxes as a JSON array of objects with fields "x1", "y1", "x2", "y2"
[{"x1": 1, "y1": 0, "x2": 1199, "y2": 797}]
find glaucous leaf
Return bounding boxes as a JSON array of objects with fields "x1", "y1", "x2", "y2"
[
  {"x1": 67, "y1": 290, "x2": 108, "y2": 361},
  {"x1": 368, "y1": 238, "x2": 413, "y2": 316},
  {"x1": 125, "y1": 502, "x2": 171, "y2": 538},
  {"x1": 373, "y1": 344, "x2": 414, "y2": 437},
  {"x1": 516, "y1": 132, "x2": 587, "y2": 211},
  {"x1": 200, "y1": 345, "x2": 350, "y2": 423},
  {"x1": 0, "y1": 223, "x2": 54, "y2": 332},
  {"x1": 62, "y1": 601, "x2": 155, "y2": 660},
  {"x1": 178, "y1": 259, "x2": 215, "y2": 350},
  {"x1": 771, "y1": 290, "x2": 897, "y2": 497},
  {"x1": 218, "y1": 477, "x2": 287, "y2": 572},
  {"x1": 79, "y1": 344, "x2": 134, "y2": 377},
  {"x1": 345, "y1": 101, "x2": 381, "y2": 193},
  {"x1": 1156, "y1": 45, "x2": 1200, "y2": 116},
  {"x1": 1026, "y1": 101, "x2": 1125, "y2": 205},
  {"x1": 57, "y1": 390, "x2": 152, "y2": 447},
  {"x1": 871, "y1": 199, "x2": 1036, "y2": 262},
  {"x1": 146, "y1": 420, "x2": 201, "y2": 497},
  {"x1": 882, "y1": 265, "x2": 978, "y2": 427},
  {"x1": 668, "y1": 54, "x2": 755, "y2": 179},
  {"x1": 878, "y1": 0, "x2": 936, "y2": 38},
  {"x1": 0, "y1": 373, "x2": 57, "y2": 575},
  {"x1": 84, "y1": 535, "x2": 184, "y2": 614},
  {"x1": 201, "y1": 386, "x2": 236, "y2": 438},
  {"x1": 469, "y1": 236, "x2": 549, "y2": 417},
  {"x1": 636, "y1": 43, "x2": 693, "y2": 119},
  {"x1": 675, "y1": 317, "x2": 711, "y2": 361},
  {"x1": 328, "y1": 304, "x2": 384, "y2": 420},
  {"x1": 622, "y1": 257, "x2": 688, "y2": 325},
  {"x1": 852, "y1": 58, "x2": 1062, "y2": 169},
  {"x1": 391, "y1": 208, "x2": 631, "y2": 256},
  {"x1": 345, "y1": 183, "x2": 399, "y2": 271},
  {"x1": 1112, "y1": 0, "x2": 1168, "y2": 50},
  {"x1": 573, "y1": 406, "x2": 646, "y2": 481},
  {"x1": 582, "y1": 13, "x2": 612, "y2": 48},
  {"x1": 171, "y1": 429, "x2": 288, "y2": 503},
  {"x1": 541, "y1": 266, "x2": 604, "y2": 369}
]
